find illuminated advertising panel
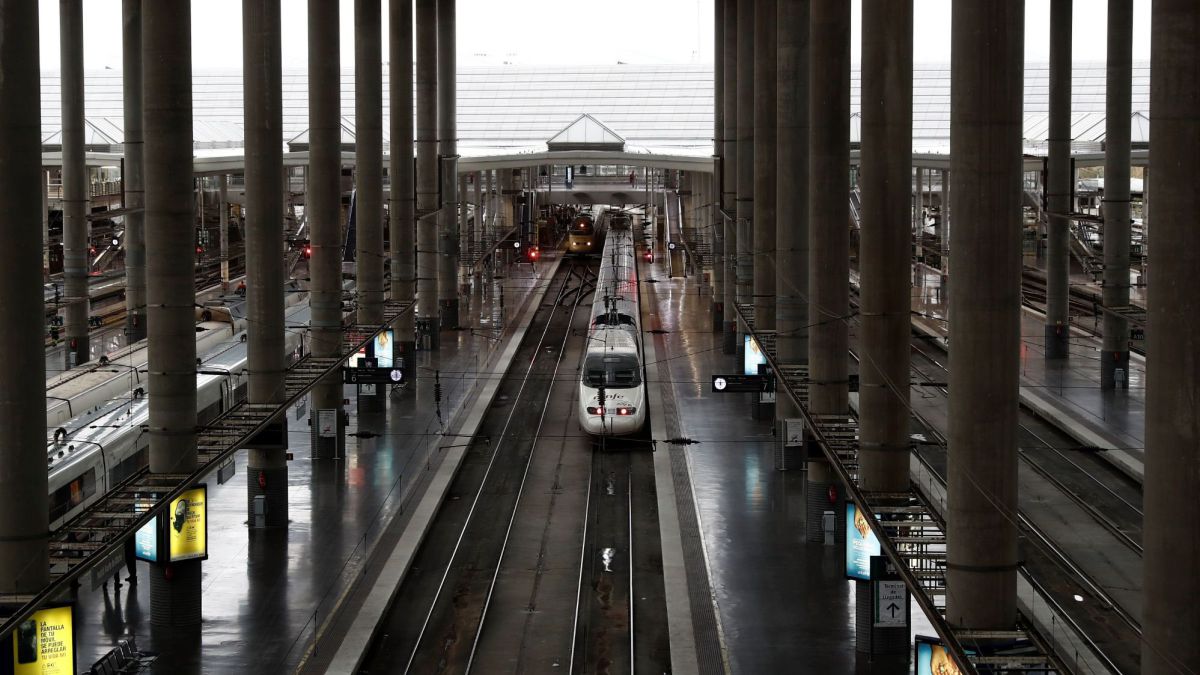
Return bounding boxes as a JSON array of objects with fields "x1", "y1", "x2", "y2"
[
  {"x1": 5, "y1": 605, "x2": 75, "y2": 675},
  {"x1": 168, "y1": 486, "x2": 208, "y2": 562},
  {"x1": 845, "y1": 501, "x2": 881, "y2": 581},
  {"x1": 134, "y1": 518, "x2": 159, "y2": 563},
  {"x1": 915, "y1": 635, "x2": 967, "y2": 675},
  {"x1": 373, "y1": 330, "x2": 394, "y2": 368},
  {"x1": 743, "y1": 334, "x2": 767, "y2": 376}
]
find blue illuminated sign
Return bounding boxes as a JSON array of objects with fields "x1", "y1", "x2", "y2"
[
  {"x1": 134, "y1": 518, "x2": 158, "y2": 563},
  {"x1": 845, "y1": 502, "x2": 880, "y2": 581}
]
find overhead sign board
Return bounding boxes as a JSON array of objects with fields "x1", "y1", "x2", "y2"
[
  {"x1": 711, "y1": 374, "x2": 768, "y2": 393},
  {"x1": 845, "y1": 501, "x2": 881, "y2": 581},
  {"x1": 4, "y1": 604, "x2": 75, "y2": 675},
  {"x1": 344, "y1": 367, "x2": 405, "y2": 385}
]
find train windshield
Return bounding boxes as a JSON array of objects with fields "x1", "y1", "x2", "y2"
[
  {"x1": 571, "y1": 221, "x2": 594, "y2": 235},
  {"x1": 583, "y1": 354, "x2": 641, "y2": 389}
]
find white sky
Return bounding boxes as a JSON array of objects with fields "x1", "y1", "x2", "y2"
[{"x1": 37, "y1": 0, "x2": 1152, "y2": 71}]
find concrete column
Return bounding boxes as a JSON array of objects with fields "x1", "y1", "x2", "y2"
[
  {"x1": 218, "y1": 174, "x2": 230, "y2": 291},
  {"x1": 472, "y1": 171, "x2": 481, "y2": 258},
  {"x1": 144, "y1": 0, "x2": 201, "y2": 625},
  {"x1": 416, "y1": 0, "x2": 438, "y2": 348},
  {"x1": 389, "y1": 0, "x2": 415, "y2": 366},
  {"x1": 1044, "y1": 0, "x2": 1072, "y2": 359},
  {"x1": 356, "y1": 0, "x2": 384, "y2": 327},
  {"x1": 946, "y1": 0, "x2": 1023, "y2": 630},
  {"x1": 858, "y1": 0, "x2": 913, "y2": 653},
  {"x1": 1101, "y1": 0, "x2": 1132, "y2": 389},
  {"x1": 735, "y1": 0, "x2": 755, "y2": 320},
  {"x1": 776, "y1": 0, "x2": 809, "y2": 463},
  {"x1": 458, "y1": 172, "x2": 468, "y2": 288},
  {"x1": 122, "y1": 0, "x2": 146, "y2": 340},
  {"x1": 43, "y1": 171, "x2": 50, "y2": 282},
  {"x1": 437, "y1": 0, "x2": 459, "y2": 330},
  {"x1": 1144, "y1": 3, "x2": 1200, "y2": 672},
  {"x1": 806, "y1": 0, "x2": 850, "y2": 541},
  {"x1": 244, "y1": 0, "x2": 288, "y2": 526},
  {"x1": 711, "y1": 0, "x2": 725, "y2": 329},
  {"x1": 61, "y1": 0, "x2": 89, "y2": 368},
  {"x1": 721, "y1": 0, "x2": 737, "y2": 350},
  {"x1": 0, "y1": 0, "x2": 50, "y2": 593},
  {"x1": 309, "y1": 0, "x2": 345, "y2": 459},
  {"x1": 940, "y1": 168, "x2": 948, "y2": 253},
  {"x1": 860, "y1": 0, "x2": 912, "y2": 495},
  {"x1": 753, "y1": 0, "x2": 777, "y2": 331}
]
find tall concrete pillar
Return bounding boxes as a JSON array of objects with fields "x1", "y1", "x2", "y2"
[
  {"x1": 416, "y1": 0, "x2": 438, "y2": 348},
  {"x1": 753, "y1": 0, "x2": 777, "y2": 331},
  {"x1": 356, "y1": 0, "x2": 384, "y2": 327},
  {"x1": 437, "y1": 0, "x2": 459, "y2": 330},
  {"x1": 389, "y1": 0, "x2": 415, "y2": 366},
  {"x1": 946, "y1": 0, "x2": 1023, "y2": 630},
  {"x1": 711, "y1": 0, "x2": 725, "y2": 330},
  {"x1": 735, "y1": 0, "x2": 755, "y2": 321},
  {"x1": 860, "y1": 0, "x2": 912, "y2": 494},
  {"x1": 122, "y1": 0, "x2": 146, "y2": 340},
  {"x1": 309, "y1": 0, "x2": 345, "y2": 459},
  {"x1": 1101, "y1": 0, "x2": 1132, "y2": 389},
  {"x1": 458, "y1": 172, "x2": 468, "y2": 288},
  {"x1": 61, "y1": 0, "x2": 89, "y2": 368},
  {"x1": 218, "y1": 175, "x2": 230, "y2": 292},
  {"x1": 0, "y1": 0, "x2": 50, "y2": 593},
  {"x1": 244, "y1": 0, "x2": 288, "y2": 526},
  {"x1": 858, "y1": 0, "x2": 913, "y2": 654},
  {"x1": 1144, "y1": 2, "x2": 1200, "y2": 672},
  {"x1": 144, "y1": 0, "x2": 201, "y2": 625},
  {"x1": 1044, "y1": 0, "x2": 1072, "y2": 359},
  {"x1": 721, "y1": 0, "x2": 738, "y2": 352},
  {"x1": 806, "y1": 0, "x2": 850, "y2": 541},
  {"x1": 776, "y1": 0, "x2": 809, "y2": 463}
]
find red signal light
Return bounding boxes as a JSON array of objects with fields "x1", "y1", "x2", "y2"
[
  {"x1": 196, "y1": 245, "x2": 204, "y2": 255},
  {"x1": 644, "y1": 251, "x2": 653, "y2": 262},
  {"x1": 304, "y1": 245, "x2": 313, "y2": 258},
  {"x1": 528, "y1": 246, "x2": 540, "y2": 262}
]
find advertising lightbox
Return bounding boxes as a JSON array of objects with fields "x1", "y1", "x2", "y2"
[
  {"x1": 743, "y1": 334, "x2": 767, "y2": 376},
  {"x1": 5, "y1": 604, "x2": 75, "y2": 675},
  {"x1": 134, "y1": 517, "x2": 159, "y2": 563},
  {"x1": 845, "y1": 501, "x2": 881, "y2": 581},
  {"x1": 168, "y1": 486, "x2": 208, "y2": 562},
  {"x1": 373, "y1": 330, "x2": 394, "y2": 368},
  {"x1": 915, "y1": 635, "x2": 967, "y2": 675}
]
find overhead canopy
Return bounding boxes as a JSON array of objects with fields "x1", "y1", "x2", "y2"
[{"x1": 546, "y1": 114, "x2": 626, "y2": 152}]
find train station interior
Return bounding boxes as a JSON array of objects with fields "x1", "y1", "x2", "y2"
[{"x1": 0, "y1": 1, "x2": 1197, "y2": 673}]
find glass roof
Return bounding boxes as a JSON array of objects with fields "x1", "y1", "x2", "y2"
[{"x1": 38, "y1": 62, "x2": 1151, "y2": 156}]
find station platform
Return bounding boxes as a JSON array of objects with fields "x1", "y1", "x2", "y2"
[
  {"x1": 640, "y1": 263, "x2": 938, "y2": 673},
  {"x1": 61, "y1": 259, "x2": 558, "y2": 673},
  {"x1": 903, "y1": 263, "x2": 1146, "y2": 481}
]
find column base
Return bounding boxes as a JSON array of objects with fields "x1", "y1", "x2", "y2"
[
  {"x1": 711, "y1": 301, "x2": 725, "y2": 332},
  {"x1": 439, "y1": 298, "x2": 460, "y2": 331},
  {"x1": 855, "y1": 579, "x2": 910, "y2": 656},
  {"x1": 1044, "y1": 324, "x2": 1070, "y2": 359},
  {"x1": 722, "y1": 321, "x2": 737, "y2": 354},
  {"x1": 150, "y1": 558, "x2": 202, "y2": 627},
  {"x1": 246, "y1": 452, "x2": 288, "y2": 528},
  {"x1": 1100, "y1": 350, "x2": 1131, "y2": 390}
]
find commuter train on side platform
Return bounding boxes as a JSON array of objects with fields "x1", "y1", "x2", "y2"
[
  {"x1": 45, "y1": 303, "x2": 310, "y2": 531},
  {"x1": 578, "y1": 217, "x2": 647, "y2": 437}
]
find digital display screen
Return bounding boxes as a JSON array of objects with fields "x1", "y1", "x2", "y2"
[
  {"x1": 134, "y1": 517, "x2": 158, "y2": 563},
  {"x1": 7, "y1": 605, "x2": 75, "y2": 675},
  {"x1": 915, "y1": 636, "x2": 968, "y2": 675},
  {"x1": 743, "y1": 334, "x2": 767, "y2": 376},
  {"x1": 845, "y1": 501, "x2": 881, "y2": 581}
]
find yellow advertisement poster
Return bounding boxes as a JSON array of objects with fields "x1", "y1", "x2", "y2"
[
  {"x1": 10, "y1": 605, "x2": 74, "y2": 675},
  {"x1": 168, "y1": 486, "x2": 208, "y2": 562}
]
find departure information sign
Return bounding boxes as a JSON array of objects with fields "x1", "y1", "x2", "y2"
[
  {"x1": 845, "y1": 502, "x2": 881, "y2": 581},
  {"x1": 4, "y1": 605, "x2": 75, "y2": 675},
  {"x1": 168, "y1": 486, "x2": 208, "y2": 562},
  {"x1": 711, "y1": 374, "x2": 768, "y2": 393}
]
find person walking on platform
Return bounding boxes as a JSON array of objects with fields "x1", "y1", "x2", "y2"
[{"x1": 629, "y1": 170, "x2": 637, "y2": 188}]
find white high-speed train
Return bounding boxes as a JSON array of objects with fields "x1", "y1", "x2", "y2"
[
  {"x1": 46, "y1": 283, "x2": 306, "y2": 430},
  {"x1": 46, "y1": 303, "x2": 310, "y2": 531},
  {"x1": 578, "y1": 218, "x2": 647, "y2": 437}
]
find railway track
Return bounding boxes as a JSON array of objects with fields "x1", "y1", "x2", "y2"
[{"x1": 901, "y1": 334, "x2": 1144, "y2": 672}]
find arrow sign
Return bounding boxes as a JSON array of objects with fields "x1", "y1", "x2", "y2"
[
  {"x1": 874, "y1": 580, "x2": 908, "y2": 628},
  {"x1": 711, "y1": 374, "x2": 768, "y2": 393}
]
